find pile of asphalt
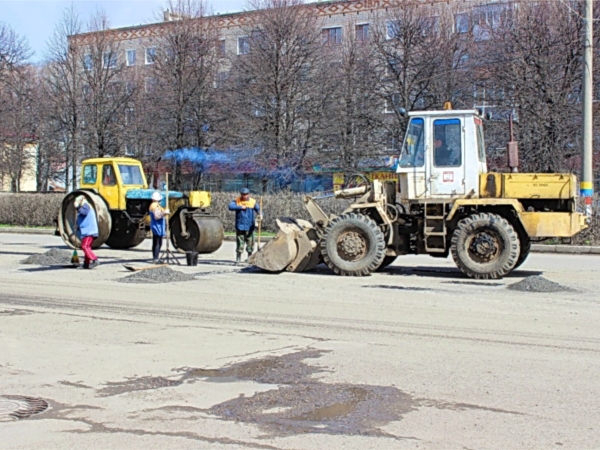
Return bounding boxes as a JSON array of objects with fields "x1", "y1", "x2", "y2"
[
  {"x1": 21, "y1": 249, "x2": 72, "y2": 266},
  {"x1": 508, "y1": 275, "x2": 571, "y2": 293},
  {"x1": 119, "y1": 266, "x2": 196, "y2": 284}
]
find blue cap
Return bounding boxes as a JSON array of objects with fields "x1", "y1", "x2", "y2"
[{"x1": 240, "y1": 188, "x2": 250, "y2": 194}]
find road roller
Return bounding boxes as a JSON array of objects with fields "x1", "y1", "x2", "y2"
[{"x1": 57, "y1": 157, "x2": 224, "y2": 253}]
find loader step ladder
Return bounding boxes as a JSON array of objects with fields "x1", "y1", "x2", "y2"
[{"x1": 424, "y1": 204, "x2": 447, "y2": 253}]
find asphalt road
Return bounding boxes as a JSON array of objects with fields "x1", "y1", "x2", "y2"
[{"x1": 1, "y1": 233, "x2": 600, "y2": 449}]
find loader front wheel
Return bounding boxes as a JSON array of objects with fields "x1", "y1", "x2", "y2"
[
  {"x1": 451, "y1": 212, "x2": 520, "y2": 279},
  {"x1": 321, "y1": 213, "x2": 386, "y2": 276}
]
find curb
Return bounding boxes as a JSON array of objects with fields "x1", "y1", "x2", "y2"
[
  {"x1": 0, "y1": 227, "x2": 55, "y2": 235},
  {"x1": 531, "y1": 244, "x2": 600, "y2": 255},
  {"x1": 1, "y1": 228, "x2": 599, "y2": 255}
]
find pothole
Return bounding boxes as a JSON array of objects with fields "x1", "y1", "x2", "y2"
[
  {"x1": 443, "y1": 281, "x2": 504, "y2": 287},
  {"x1": 0, "y1": 395, "x2": 49, "y2": 421}
]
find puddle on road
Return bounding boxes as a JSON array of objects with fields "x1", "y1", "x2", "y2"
[{"x1": 100, "y1": 349, "x2": 522, "y2": 438}]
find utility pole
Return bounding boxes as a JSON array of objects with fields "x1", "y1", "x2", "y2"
[{"x1": 581, "y1": 0, "x2": 594, "y2": 216}]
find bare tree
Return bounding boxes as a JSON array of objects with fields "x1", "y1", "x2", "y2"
[
  {"x1": 146, "y1": 0, "x2": 220, "y2": 189},
  {"x1": 477, "y1": 1, "x2": 583, "y2": 172},
  {"x1": 44, "y1": 5, "x2": 84, "y2": 191},
  {"x1": 0, "y1": 22, "x2": 30, "y2": 84},
  {"x1": 223, "y1": 0, "x2": 328, "y2": 187},
  {"x1": 0, "y1": 66, "x2": 38, "y2": 192},
  {"x1": 78, "y1": 11, "x2": 136, "y2": 158},
  {"x1": 317, "y1": 26, "x2": 385, "y2": 172}
]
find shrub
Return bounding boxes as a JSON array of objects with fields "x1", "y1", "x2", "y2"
[
  {"x1": 0, "y1": 193, "x2": 64, "y2": 227},
  {"x1": 1, "y1": 192, "x2": 598, "y2": 245}
]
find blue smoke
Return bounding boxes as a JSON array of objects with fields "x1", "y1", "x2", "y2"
[{"x1": 163, "y1": 148, "x2": 232, "y2": 166}]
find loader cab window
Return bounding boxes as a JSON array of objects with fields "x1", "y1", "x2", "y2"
[
  {"x1": 102, "y1": 164, "x2": 117, "y2": 186},
  {"x1": 399, "y1": 117, "x2": 425, "y2": 168},
  {"x1": 82, "y1": 165, "x2": 97, "y2": 184},
  {"x1": 118, "y1": 164, "x2": 144, "y2": 185},
  {"x1": 433, "y1": 118, "x2": 462, "y2": 167}
]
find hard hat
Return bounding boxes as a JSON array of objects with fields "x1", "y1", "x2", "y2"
[
  {"x1": 74, "y1": 195, "x2": 87, "y2": 208},
  {"x1": 151, "y1": 191, "x2": 162, "y2": 202},
  {"x1": 240, "y1": 187, "x2": 250, "y2": 195}
]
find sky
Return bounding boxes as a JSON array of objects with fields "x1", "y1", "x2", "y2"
[{"x1": 0, "y1": 0, "x2": 247, "y2": 63}]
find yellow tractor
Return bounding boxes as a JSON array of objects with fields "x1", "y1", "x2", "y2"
[
  {"x1": 251, "y1": 107, "x2": 588, "y2": 279},
  {"x1": 57, "y1": 157, "x2": 224, "y2": 253}
]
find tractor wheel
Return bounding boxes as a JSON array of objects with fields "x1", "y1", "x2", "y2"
[
  {"x1": 321, "y1": 213, "x2": 386, "y2": 276},
  {"x1": 376, "y1": 256, "x2": 397, "y2": 271},
  {"x1": 58, "y1": 190, "x2": 111, "y2": 250},
  {"x1": 514, "y1": 236, "x2": 531, "y2": 270},
  {"x1": 105, "y1": 226, "x2": 146, "y2": 249},
  {"x1": 450, "y1": 212, "x2": 520, "y2": 279}
]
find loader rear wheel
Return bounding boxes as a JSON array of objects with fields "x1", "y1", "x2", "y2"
[
  {"x1": 376, "y1": 256, "x2": 397, "y2": 271},
  {"x1": 514, "y1": 237, "x2": 531, "y2": 270},
  {"x1": 451, "y1": 212, "x2": 520, "y2": 279},
  {"x1": 321, "y1": 213, "x2": 386, "y2": 276}
]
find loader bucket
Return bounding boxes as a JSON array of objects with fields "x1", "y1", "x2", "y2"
[{"x1": 249, "y1": 218, "x2": 321, "y2": 272}]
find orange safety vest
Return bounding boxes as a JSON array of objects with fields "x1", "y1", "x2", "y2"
[{"x1": 235, "y1": 197, "x2": 256, "y2": 208}]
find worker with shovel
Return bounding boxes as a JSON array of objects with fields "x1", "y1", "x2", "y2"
[
  {"x1": 229, "y1": 187, "x2": 262, "y2": 265},
  {"x1": 74, "y1": 195, "x2": 99, "y2": 269}
]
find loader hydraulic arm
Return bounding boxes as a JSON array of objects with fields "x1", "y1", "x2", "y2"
[{"x1": 304, "y1": 196, "x2": 330, "y2": 228}]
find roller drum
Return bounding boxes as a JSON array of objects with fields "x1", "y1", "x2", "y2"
[
  {"x1": 170, "y1": 210, "x2": 224, "y2": 254},
  {"x1": 58, "y1": 190, "x2": 111, "y2": 249}
]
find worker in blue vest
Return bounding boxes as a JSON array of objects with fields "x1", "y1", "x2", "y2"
[{"x1": 228, "y1": 187, "x2": 261, "y2": 264}]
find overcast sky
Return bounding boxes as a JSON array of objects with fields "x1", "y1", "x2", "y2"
[{"x1": 1, "y1": 0, "x2": 248, "y2": 63}]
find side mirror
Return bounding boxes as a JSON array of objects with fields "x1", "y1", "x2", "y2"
[
  {"x1": 485, "y1": 111, "x2": 493, "y2": 120},
  {"x1": 398, "y1": 108, "x2": 408, "y2": 118}
]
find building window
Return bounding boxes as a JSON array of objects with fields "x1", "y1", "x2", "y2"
[
  {"x1": 385, "y1": 93, "x2": 401, "y2": 114},
  {"x1": 356, "y1": 23, "x2": 369, "y2": 42},
  {"x1": 125, "y1": 144, "x2": 135, "y2": 156},
  {"x1": 322, "y1": 27, "x2": 342, "y2": 46},
  {"x1": 455, "y1": 13, "x2": 470, "y2": 34},
  {"x1": 144, "y1": 77, "x2": 157, "y2": 93},
  {"x1": 217, "y1": 39, "x2": 226, "y2": 58},
  {"x1": 145, "y1": 47, "x2": 157, "y2": 64},
  {"x1": 387, "y1": 20, "x2": 402, "y2": 39},
  {"x1": 83, "y1": 54, "x2": 93, "y2": 71},
  {"x1": 125, "y1": 108, "x2": 135, "y2": 125},
  {"x1": 126, "y1": 49, "x2": 136, "y2": 66},
  {"x1": 238, "y1": 36, "x2": 250, "y2": 55},
  {"x1": 215, "y1": 71, "x2": 228, "y2": 89},
  {"x1": 103, "y1": 52, "x2": 117, "y2": 69}
]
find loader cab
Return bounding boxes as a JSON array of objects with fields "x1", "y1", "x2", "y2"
[
  {"x1": 80, "y1": 157, "x2": 148, "y2": 210},
  {"x1": 396, "y1": 109, "x2": 487, "y2": 201}
]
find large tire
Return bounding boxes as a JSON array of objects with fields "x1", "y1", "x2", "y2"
[
  {"x1": 58, "y1": 190, "x2": 111, "y2": 250},
  {"x1": 450, "y1": 212, "x2": 520, "y2": 279},
  {"x1": 376, "y1": 255, "x2": 397, "y2": 271},
  {"x1": 104, "y1": 211, "x2": 146, "y2": 249},
  {"x1": 514, "y1": 236, "x2": 531, "y2": 270},
  {"x1": 321, "y1": 213, "x2": 386, "y2": 276}
]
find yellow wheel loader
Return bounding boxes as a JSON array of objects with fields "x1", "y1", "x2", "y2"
[
  {"x1": 57, "y1": 157, "x2": 224, "y2": 253},
  {"x1": 251, "y1": 108, "x2": 588, "y2": 279}
]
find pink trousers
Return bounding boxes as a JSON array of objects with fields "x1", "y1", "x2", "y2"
[{"x1": 81, "y1": 236, "x2": 97, "y2": 264}]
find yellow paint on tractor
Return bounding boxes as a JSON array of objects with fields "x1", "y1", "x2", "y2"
[
  {"x1": 80, "y1": 157, "x2": 147, "y2": 210},
  {"x1": 480, "y1": 173, "x2": 577, "y2": 200},
  {"x1": 519, "y1": 212, "x2": 587, "y2": 237}
]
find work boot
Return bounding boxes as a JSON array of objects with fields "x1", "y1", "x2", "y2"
[
  {"x1": 89, "y1": 259, "x2": 99, "y2": 270},
  {"x1": 235, "y1": 254, "x2": 242, "y2": 266}
]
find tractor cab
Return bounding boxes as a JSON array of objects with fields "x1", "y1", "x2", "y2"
[
  {"x1": 80, "y1": 157, "x2": 147, "y2": 210},
  {"x1": 397, "y1": 108, "x2": 487, "y2": 202}
]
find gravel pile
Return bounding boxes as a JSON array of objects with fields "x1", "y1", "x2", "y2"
[
  {"x1": 508, "y1": 275, "x2": 571, "y2": 293},
  {"x1": 119, "y1": 266, "x2": 196, "y2": 284},
  {"x1": 21, "y1": 249, "x2": 72, "y2": 266}
]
